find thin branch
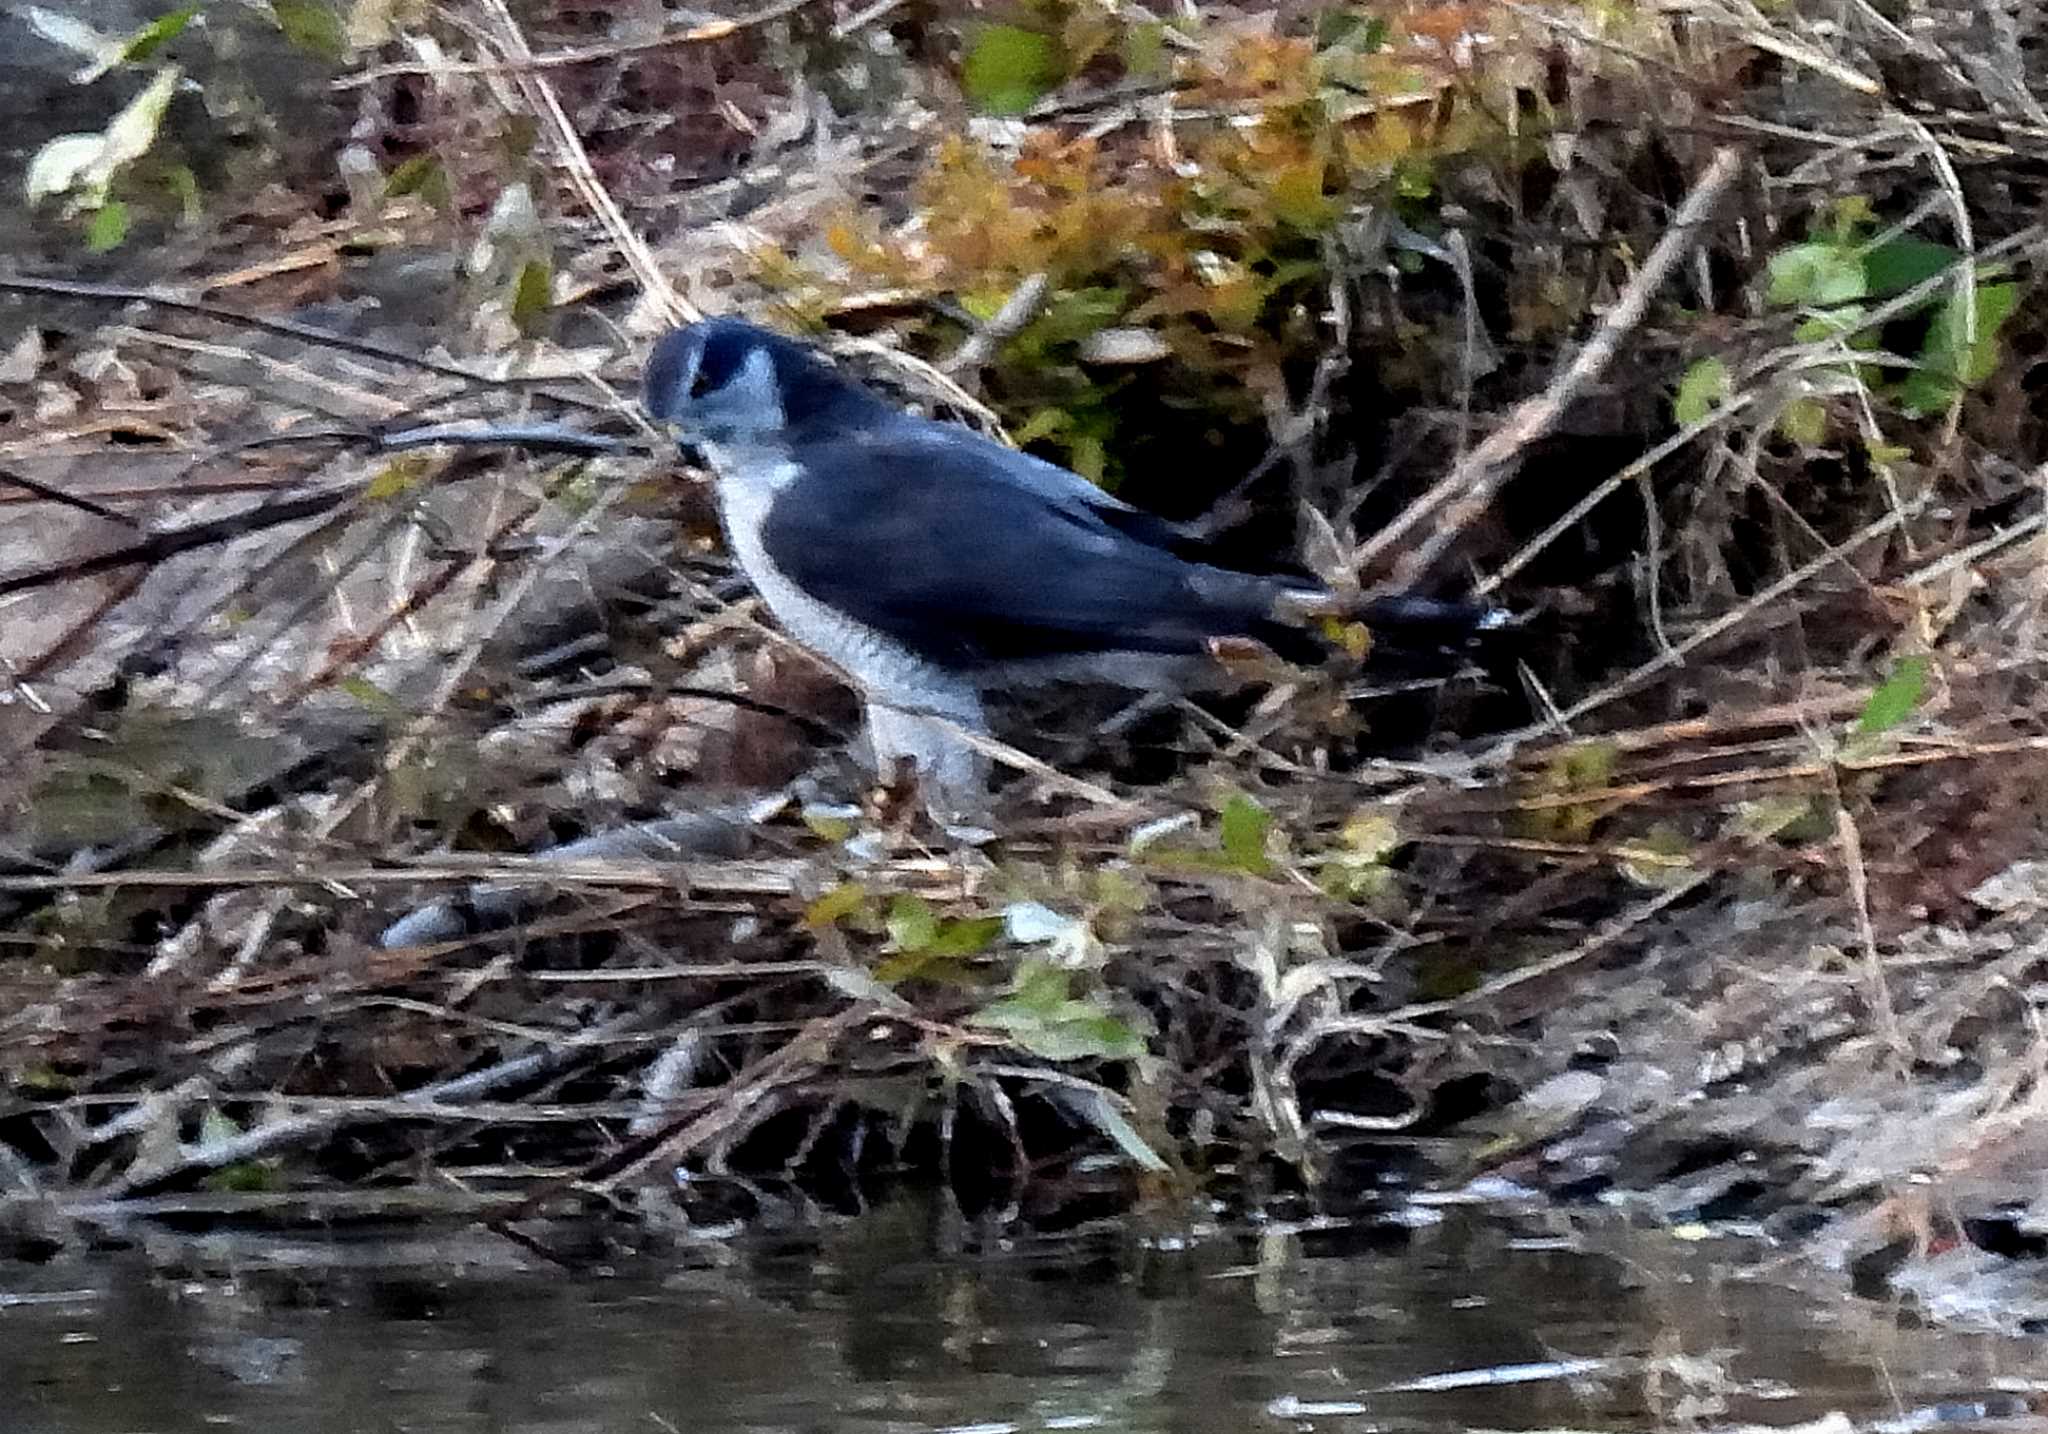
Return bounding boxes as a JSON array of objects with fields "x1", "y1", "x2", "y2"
[
  {"x1": 0, "y1": 466, "x2": 142, "y2": 528},
  {"x1": 472, "y1": 0, "x2": 692, "y2": 327},
  {"x1": 335, "y1": 0, "x2": 820, "y2": 87},
  {"x1": 0, "y1": 274, "x2": 501, "y2": 388},
  {"x1": 81, "y1": 1017, "x2": 639, "y2": 1201},
  {"x1": 1355, "y1": 146, "x2": 1744, "y2": 589},
  {"x1": 0, "y1": 485, "x2": 358, "y2": 598}
]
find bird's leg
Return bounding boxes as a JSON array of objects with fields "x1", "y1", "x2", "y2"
[{"x1": 863, "y1": 686, "x2": 991, "y2": 823}]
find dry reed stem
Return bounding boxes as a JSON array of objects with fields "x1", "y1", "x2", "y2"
[{"x1": 473, "y1": 0, "x2": 692, "y2": 327}]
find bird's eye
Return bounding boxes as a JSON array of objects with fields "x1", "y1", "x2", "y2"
[{"x1": 688, "y1": 367, "x2": 716, "y2": 399}]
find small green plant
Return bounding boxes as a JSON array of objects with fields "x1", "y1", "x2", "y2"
[
  {"x1": 962, "y1": 22, "x2": 1064, "y2": 115},
  {"x1": 1517, "y1": 740, "x2": 1619, "y2": 842},
  {"x1": 872, "y1": 894, "x2": 1006, "y2": 984},
  {"x1": 1759, "y1": 204, "x2": 2017, "y2": 437},
  {"x1": 1137, "y1": 791, "x2": 1281, "y2": 876},
  {"x1": 1854, "y1": 654, "x2": 1931, "y2": 737},
  {"x1": 970, "y1": 961, "x2": 1147, "y2": 1062},
  {"x1": 801, "y1": 7, "x2": 1550, "y2": 481},
  {"x1": 24, "y1": 64, "x2": 182, "y2": 250}
]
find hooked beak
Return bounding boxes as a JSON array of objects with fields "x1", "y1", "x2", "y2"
[{"x1": 654, "y1": 417, "x2": 708, "y2": 468}]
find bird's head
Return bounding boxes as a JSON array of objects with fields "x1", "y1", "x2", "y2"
[{"x1": 644, "y1": 317, "x2": 882, "y2": 453}]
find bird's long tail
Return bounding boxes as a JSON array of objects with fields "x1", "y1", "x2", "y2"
[{"x1": 1272, "y1": 585, "x2": 1512, "y2": 646}]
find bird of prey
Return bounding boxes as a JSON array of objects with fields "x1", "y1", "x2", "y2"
[{"x1": 644, "y1": 317, "x2": 1497, "y2": 812}]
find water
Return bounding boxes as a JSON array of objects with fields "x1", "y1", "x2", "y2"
[{"x1": 4, "y1": 1200, "x2": 2041, "y2": 1433}]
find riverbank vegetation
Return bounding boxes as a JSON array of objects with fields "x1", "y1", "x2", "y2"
[{"x1": 3, "y1": 0, "x2": 2046, "y2": 1321}]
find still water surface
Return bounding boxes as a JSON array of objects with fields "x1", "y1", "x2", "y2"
[{"x1": 6, "y1": 1200, "x2": 2041, "y2": 1433}]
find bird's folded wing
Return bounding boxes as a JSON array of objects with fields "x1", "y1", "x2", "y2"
[{"x1": 760, "y1": 432, "x2": 1285, "y2": 669}]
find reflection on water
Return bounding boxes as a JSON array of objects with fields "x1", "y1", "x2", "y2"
[{"x1": 5, "y1": 1199, "x2": 2041, "y2": 1433}]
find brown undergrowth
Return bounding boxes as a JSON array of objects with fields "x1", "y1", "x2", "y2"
[{"x1": 2, "y1": 0, "x2": 2047, "y2": 1310}]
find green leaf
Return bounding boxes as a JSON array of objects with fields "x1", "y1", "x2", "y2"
[
  {"x1": 363, "y1": 454, "x2": 431, "y2": 501},
  {"x1": 973, "y1": 969, "x2": 1147, "y2": 1063},
  {"x1": 1219, "y1": 792, "x2": 1274, "y2": 875},
  {"x1": 1777, "y1": 396, "x2": 1828, "y2": 447},
  {"x1": 801, "y1": 805, "x2": 861, "y2": 842},
  {"x1": 1855, "y1": 655, "x2": 1930, "y2": 736},
  {"x1": 1393, "y1": 158, "x2": 1434, "y2": 200},
  {"x1": 1009, "y1": 960, "x2": 1070, "y2": 1014},
  {"x1": 958, "y1": 289, "x2": 1008, "y2": 322},
  {"x1": 1726, "y1": 794, "x2": 1817, "y2": 841},
  {"x1": 1010, "y1": 407, "x2": 1071, "y2": 446},
  {"x1": 1897, "y1": 281, "x2": 2018, "y2": 417},
  {"x1": 978, "y1": 1007, "x2": 1144, "y2": 1062},
  {"x1": 1619, "y1": 824, "x2": 1697, "y2": 890},
  {"x1": 927, "y1": 914, "x2": 1004, "y2": 957},
  {"x1": 1063, "y1": 1086, "x2": 1170, "y2": 1171},
  {"x1": 15, "y1": 1064, "x2": 75, "y2": 1095},
  {"x1": 123, "y1": 3, "x2": 201, "y2": 62},
  {"x1": 962, "y1": 23, "x2": 1061, "y2": 115},
  {"x1": 1026, "y1": 285, "x2": 1127, "y2": 345},
  {"x1": 871, "y1": 947, "x2": 947, "y2": 985},
  {"x1": 1829, "y1": 194, "x2": 1875, "y2": 236},
  {"x1": 1268, "y1": 159, "x2": 1335, "y2": 231},
  {"x1": 337, "y1": 675, "x2": 402, "y2": 712},
  {"x1": 1320, "y1": 9, "x2": 1389, "y2": 50},
  {"x1": 885, "y1": 894, "x2": 939, "y2": 953},
  {"x1": 84, "y1": 200, "x2": 129, "y2": 252},
  {"x1": 1259, "y1": 257, "x2": 1326, "y2": 295},
  {"x1": 1069, "y1": 432, "x2": 1106, "y2": 484},
  {"x1": 1561, "y1": 740, "x2": 1618, "y2": 787},
  {"x1": 872, "y1": 912, "x2": 1002, "y2": 985},
  {"x1": 383, "y1": 153, "x2": 451, "y2": 211},
  {"x1": 1792, "y1": 303, "x2": 1870, "y2": 343},
  {"x1": 161, "y1": 163, "x2": 201, "y2": 223},
  {"x1": 271, "y1": 0, "x2": 346, "y2": 60},
  {"x1": 206, "y1": 1160, "x2": 282, "y2": 1193},
  {"x1": 803, "y1": 881, "x2": 870, "y2": 929},
  {"x1": 1860, "y1": 237, "x2": 1958, "y2": 299},
  {"x1": 510, "y1": 258, "x2": 552, "y2": 337},
  {"x1": 1672, "y1": 357, "x2": 1730, "y2": 428},
  {"x1": 1765, "y1": 241, "x2": 1865, "y2": 308}
]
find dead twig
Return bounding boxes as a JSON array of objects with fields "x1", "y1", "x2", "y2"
[
  {"x1": 0, "y1": 275, "x2": 501, "y2": 388},
  {"x1": 572, "y1": 1004, "x2": 873, "y2": 1196},
  {"x1": 1487, "y1": 498, "x2": 1928, "y2": 753},
  {"x1": 334, "y1": 0, "x2": 820, "y2": 88},
  {"x1": 471, "y1": 0, "x2": 692, "y2": 327},
  {"x1": 0, "y1": 484, "x2": 363, "y2": 599},
  {"x1": 1356, "y1": 146, "x2": 1745, "y2": 589},
  {"x1": 81, "y1": 1015, "x2": 640, "y2": 1201},
  {"x1": 942, "y1": 273, "x2": 1049, "y2": 374}
]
